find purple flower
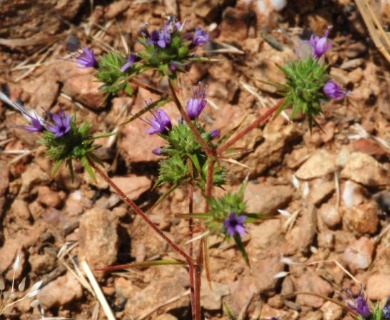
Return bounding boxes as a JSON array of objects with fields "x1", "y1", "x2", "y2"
[
  {"x1": 157, "y1": 31, "x2": 171, "y2": 48},
  {"x1": 383, "y1": 298, "x2": 390, "y2": 319},
  {"x1": 121, "y1": 53, "x2": 138, "y2": 72},
  {"x1": 187, "y1": 84, "x2": 207, "y2": 120},
  {"x1": 76, "y1": 48, "x2": 98, "y2": 69},
  {"x1": 323, "y1": 80, "x2": 347, "y2": 99},
  {"x1": 48, "y1": 110, "x2": 72, "y2": 138},
  {"x1": 0, "y1": 92, "x2": 46, "y2": 133},
  {"x1": 148, "y1": 30, "x2": 171, "y2": 48},
  {"x1": 152, "y1": 147, "x2": 163, "y2": 155},
  {"x1": 24, "y1": 114, "x2": 45, "y2": 133},
  {"x1": 209, "y1": 129, "x2": 220, "y2": 139},
  {"x1": 193, "y1": 28, "x2": 209, "y2": 47},
  {"x1": 345, "y1": 285, "x2": 371, "y2": 319},
  {"x1": 224, "y1": 213, "x2": 246, "y2": 237},
  {"x1": 310, "y1": 29, "x2": 332, "y2": 59},
  {"x1": 146, "y1": 108, "x2": 172, "y2": 135}
]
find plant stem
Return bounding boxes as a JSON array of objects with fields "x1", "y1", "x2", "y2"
[
  {"x1": 89, "y1": 159, "x2": 193, "y2": 265},
  {"x1": 168, "y1": 80, "x2": 216, "y2": 157},
  {"x1": 205, "y1": 157, "x2": 215, "y2": 212},
  {"x1": 216, "y1": 99, "x2": 284, "y2": 155},
  {"x1": 188, "y1": 181, "x2": 196, "y2": 320}
]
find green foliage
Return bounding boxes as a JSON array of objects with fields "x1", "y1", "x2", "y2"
[
  {"x1": 278, "y1": 58, "x2": 329, "y2": 129},
  {"x1": 372, "y1": 303, "x2": 382, "y2": 320},
  {"x1": 42, "y1": 117, "x2": 100, "y2": 180},
  {"x1": 155, "y1": 122, "x2": 225, "y2": 188},
  {"x1": 95, "y1": 51, "x2": 137, "y2": 96},
  {"x1": 138, "y1": 32, "x2": 191, "y2": 79},
  {"x1": 206, "y1": 183, "x2": 247, "y2": 233}
]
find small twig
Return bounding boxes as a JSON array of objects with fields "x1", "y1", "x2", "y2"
[
  {"x1": 89, "y1": 158, "x2": 194, "y2": 264},
  {"x1": 81, "y1": 260, "x2": 116, "y2": 320},
  {"x1": 217, "y1": 99, "x2": 284, "y2": 155}
]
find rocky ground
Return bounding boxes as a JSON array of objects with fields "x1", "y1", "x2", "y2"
[{"x1": 1, "y1": 0, "x2": 390, "y2": 319}]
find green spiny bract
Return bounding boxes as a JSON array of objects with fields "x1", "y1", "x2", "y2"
[
  {"x1": 278, "y1": 58, "x2": 329, "y2": 129},
  {"x1": 205, "y1": 183, "x2": 247, "y2": 235},
  {"x1": 42, "y1": 117, "x2": 99, "y2": 179},
  {"x1": 155, "y1": 121, "x2": 225, "y2": 188},
  {"x1": 95, "y1": 51, "x2": 137, "y2": 96}
]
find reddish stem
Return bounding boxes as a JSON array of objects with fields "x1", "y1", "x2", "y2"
[
  {"x1": 188, "y1": 181, "x2": 196, "y2": 319},
  {"x1": 205, "y1": 157, "x2": 215, "y2": 212},
  {"x1": 89, "y1": 159, "x2": 193, "y2": 265},
  {"x1": 216, "y1": 99, "x2": 284, "y2": 155}
]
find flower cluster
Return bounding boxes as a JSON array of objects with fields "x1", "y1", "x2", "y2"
[
  {"x1": 136, "y1": 18, "x2": 209, "y2": 77},
  {"x1": 275, "y1": 28, "x2": 347, "y2": 129},
  {"x1": 88, "y1": 18, "x2": 209, "y2": 96},
  {"x1": 146, "y1": 84, "x2": 224, "y2": 188},
  {"x1": 0, "y1": 92, "x2": 101, "y2": 179}
]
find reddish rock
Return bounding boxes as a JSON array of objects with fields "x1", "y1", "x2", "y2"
[
  {"x1": 244, "y1": 183, "x2": 293, "y2": 215},
  {"x1": 352, "y1": 139, "x2": 387, "y2": 158},
  {"x1": 110, "y1": 175, "x2": 151, "y2": 201},
  {"x1": 343, "y1": 237, "x2": 374, "y2": 271},
  {"x1": 341, "y1": 152, "x2": 389, "y2": 186},
  {"x1": 319, "y1": 203, "x2": 341, "y2": 229},
  {"x1": 78, "y1": 207, "x2": 119, "y2": 268},
  {"x1": 295, "y1": 150, "x2": 336, "y2": 180},
  {"x1": 247, "y1": 219, "x2": 283, "y2": 251},
  {"x1": 342, "y1": 201, "x2": 379, "y2": 235},
  {"x1": 37, "y1": 186, "x2": 62, "y2": 208},
  {"x1": 57, "y1": 62, "x2": 105, "y2": 110},
  {"x1": 293, "y1": 272, "x2": 333, "y2": 308},
  {"x1": 367, "y1": 273, "x2": 390, "y2": 300}
]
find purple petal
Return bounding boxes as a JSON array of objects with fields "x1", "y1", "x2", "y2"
[
  {"x1": 235, "y1": 225, "x2": 246, "y2": 236},
  {"x1": 237, "y1": 215, "x2": 247, "y2": 224}
]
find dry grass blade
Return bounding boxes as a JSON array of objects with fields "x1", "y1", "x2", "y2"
[
  {"x1": 354, "y1": 0, "x2": 390, "y2": 63},
  {"x1": 81, "y1": 260, "x2": 116, "y2": 320}
]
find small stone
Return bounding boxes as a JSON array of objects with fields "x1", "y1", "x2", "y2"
[
  {"x1": 110, "y1": 176, "x2": 151, "y2": 201},
  {"x1": 341, "y1": 152, "x2": 389, "y2": 186},
  {"x1": 247, "y1": 220, "x2": 283, "y2": 251},
  {"x1": 293, "y1": 272, "x2": 333, "y2": 308},
  {"x1": 251, "y1": 251, "x2": 285, "y2": 294},
  {"x1": 59, "y1": 63, "x2": 105, "y2": 110},
  {"x1": 345, "y1": 42, "x2": 367, "y2": 58},
  {"x1": 9, "y1": 198, "x2": 31, "y2": 221},
  {"x1": 37, "y1": 186, "x2": 62, "y2": 208},
  {"x1": 267, "y1": 295, "x2": 284, "y2": 309},
  {"x1": 342, "y1": 180, "x2": 366, "y2": 209},
  {"x1": 352, "y1": 139, "x2": 387, "y2": 158},
  {"x1": 20, "y1": 163, "x2": 50, "y2": 195},
  {"x1": 78, "y1": 207, "x2": 119, "y2": 268},
  {"x1": 301, "y1": 311, "x2": 323, "y2": 320},
  {"x1": 296, "y1": 150, "x2": 336, "y2": 180},
  {"x1": 319, "y1": 203, "x2": 341, "y2": 228},
  {"x1": 343, "y1": 237, "x2": 374, "y2": 271},
  {"x1": 321, "y1": 301, "x2": 343, "y2": 320},
  {"x1": 309, "y1": 179, "x2": 335, "y2": 206},
  {"x1": 340, "y1": 58, "x2": 364, "y2": 70},
  {"x1": 244, "y1": 183, "x2": 293, "y2": 215},
  {"x1": 342, "y1": 201, "x2": 379, "y2": 235},
  {"x1": 367, "y1": 273, "x2": 390, "y2": 300},
  {"x1": 125, "y1": 267, "x2": 190, "y2": 316},
  {"x1": 348, "y1": 67, "x2": 364, "y2": 83},
  {"x1": 200, "y1": 278, "x2": 229, "y2": 310},
  {"x1": 38, "y1": 272, "x2": 83, "y2": 309},
  {"x1": 104, "y1": 0, "x2": 130, "y2": 19},
  {"x1": 65, "y1": 190, "x2": 92, "y2": 216}
]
